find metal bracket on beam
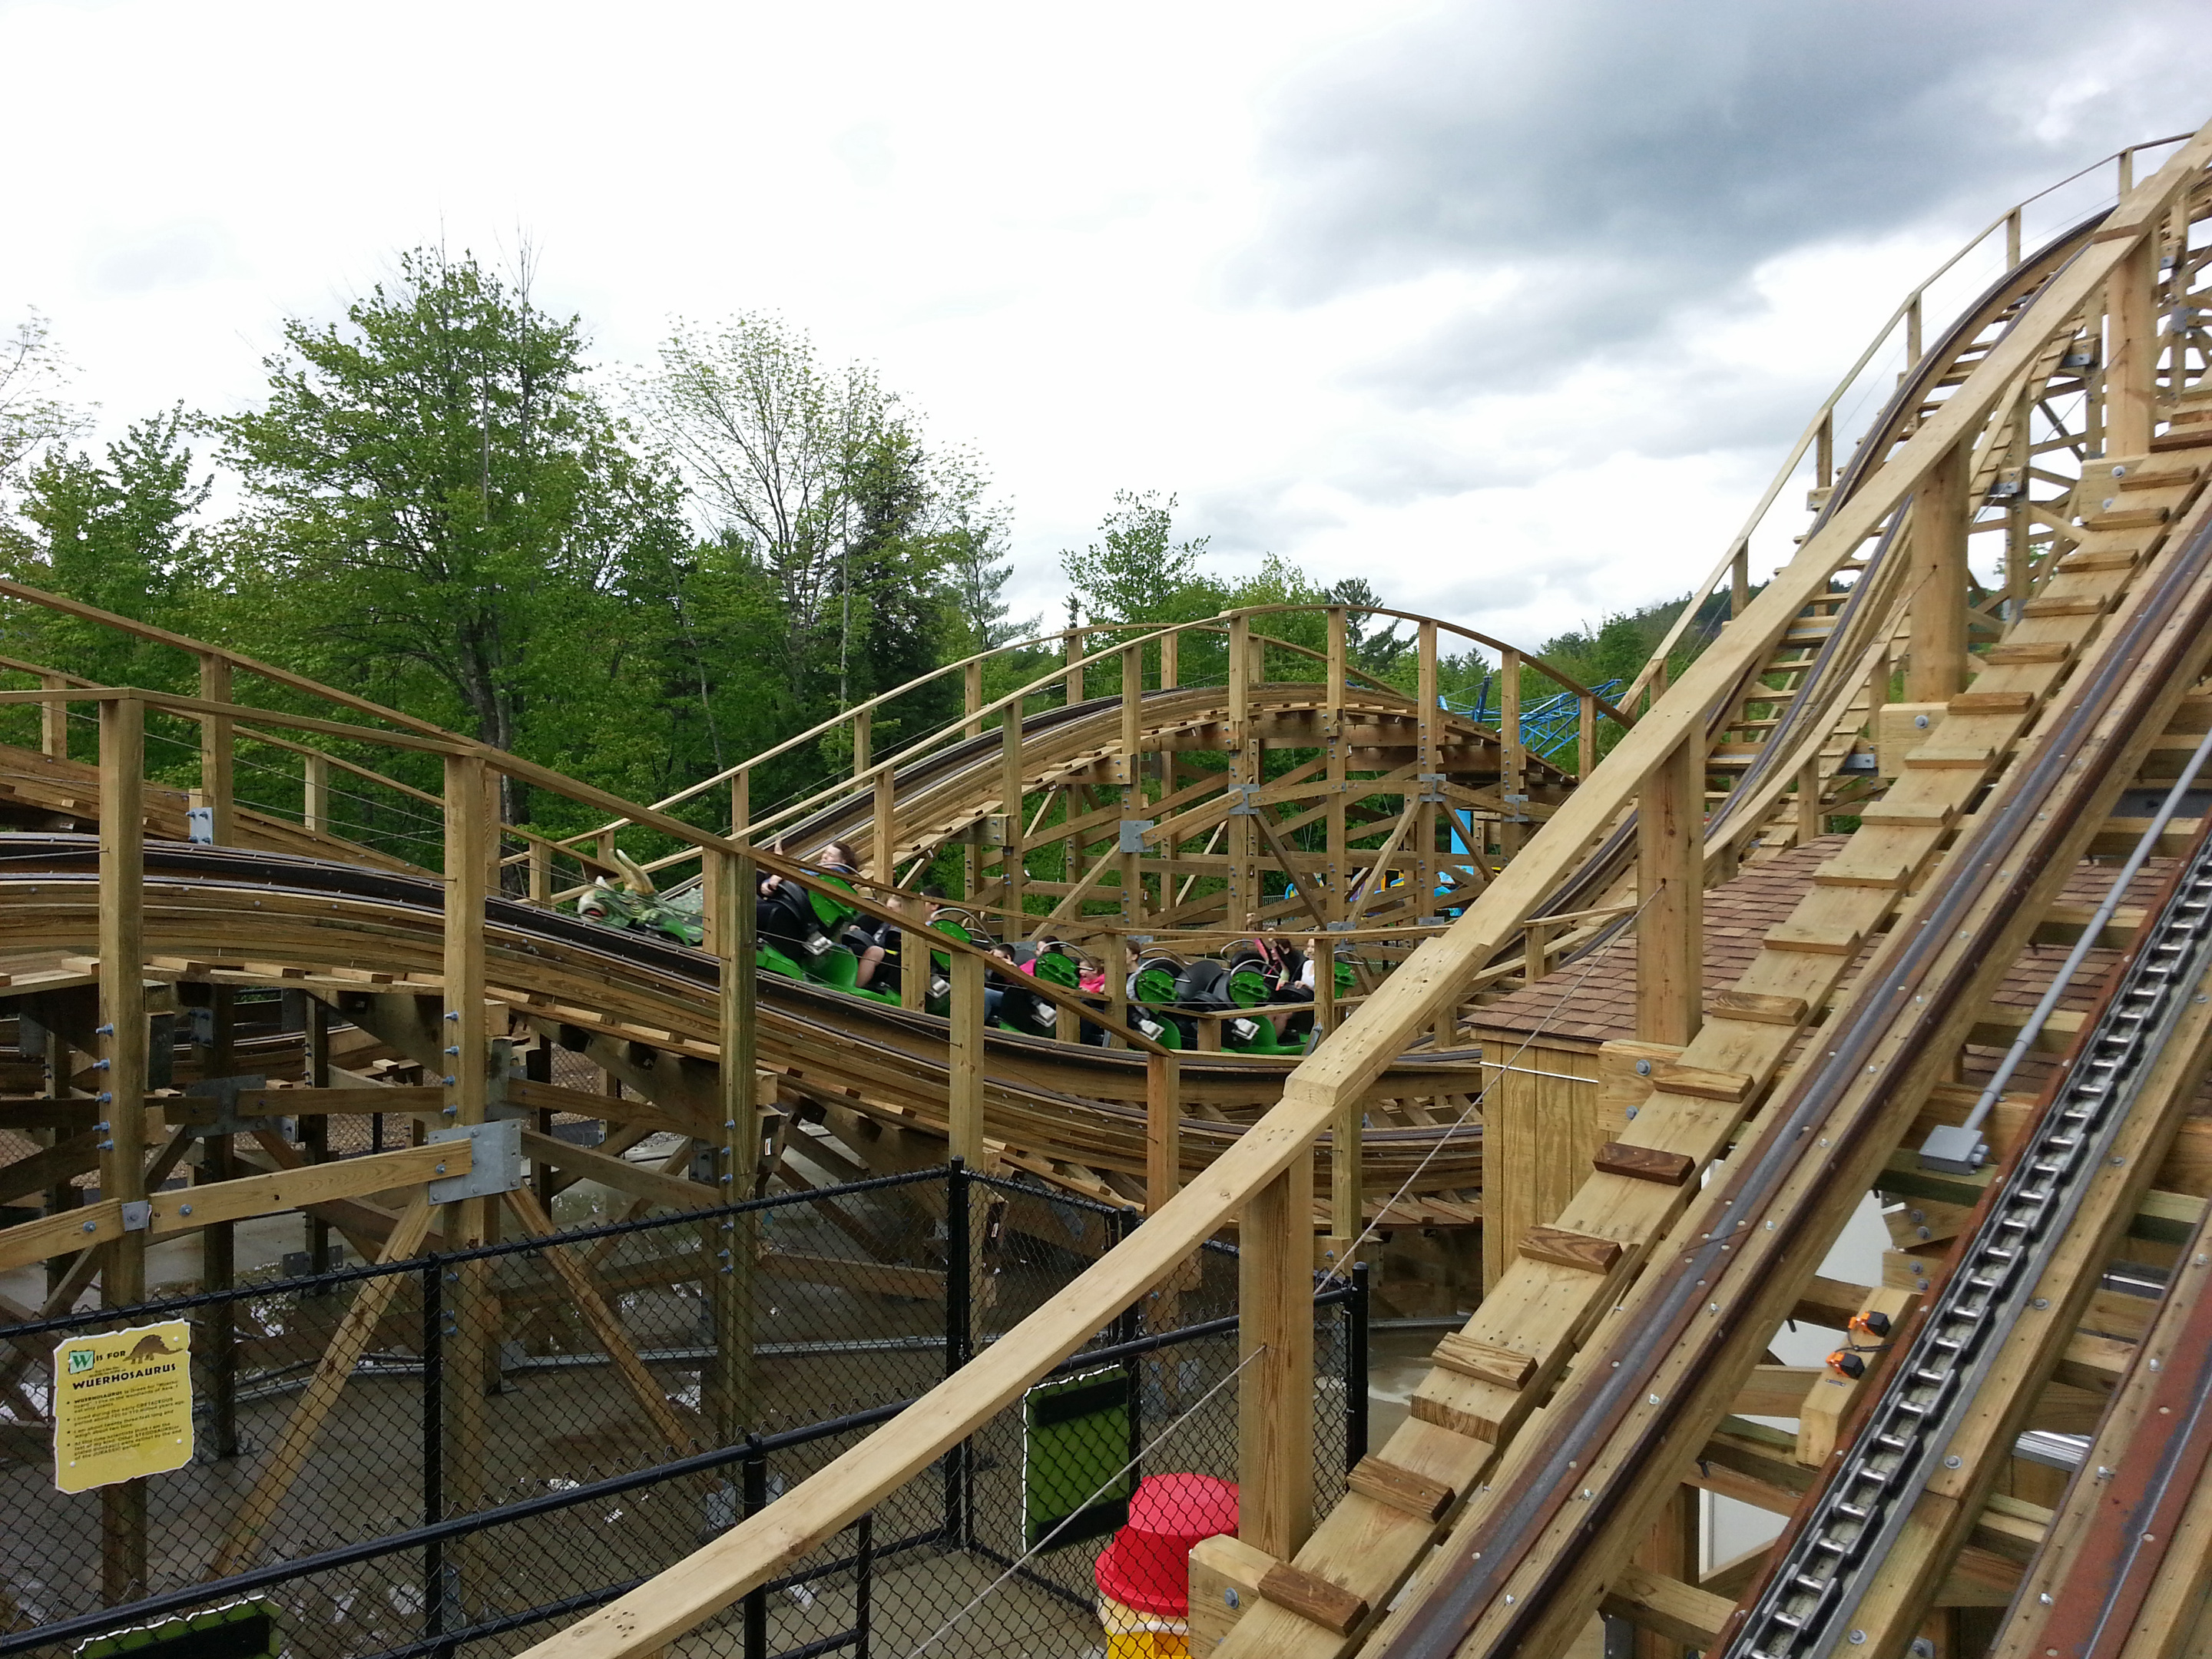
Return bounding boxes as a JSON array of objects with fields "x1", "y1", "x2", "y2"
[
  {"x1": 427, "y1": 1118, "x2": 523, "y2": 1202},
  {"x1": 1227, "y1": 785, "x2": 1262, "y2": 816},
  {"x1": 179, "y1": 1075, "x2": 278, "y2": 1139},
  {"x1": 1118, "y1": 818, "x2": 1155, "y2": 854}
]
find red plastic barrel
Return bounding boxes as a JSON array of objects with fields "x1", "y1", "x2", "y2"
[{"x1": 1094, "y1": 1474, "x2": 1239, "y2": 1617}]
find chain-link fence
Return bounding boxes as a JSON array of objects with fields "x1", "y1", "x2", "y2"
[{"x1": 1, "y1": 1165, "x2": 1366, "y2": 1659}]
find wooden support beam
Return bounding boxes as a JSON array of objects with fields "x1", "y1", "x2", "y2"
[
  {"x1": 1326, "y1": 610, "x2": 1349, "y2": 920},
  {"x1": 1416, "y1": 621, "x2": 1440, "y2": 901},
  {"x1": 949, "y1": 951, "x2": 984, "y2": 1167},
  {"x1": 97, "y1": 693, "x2": 147, "y2": 1604},
  {"x1": 197, "y1": 654, "x2": 234, "y2": 845},
  {"x1": 1240, "y1": 1155, "x2": 1315, "y2": 1561},
  {"x1": 1602, "y1": 1564, "x2": 1734, "y2": 1653},
  {"x1": 709, "y1": 843, "x2": 760, "y2": 1441},
  {"x1": 1230, "y1": 614, "x2": 1260, "y2": 929},
  {"x1": 303, "y1": 747, "x2": 327, "y2": 836},
  {"x1": 439, "y1": 749, "x2": 493, "y2": 1561},
  {"x1": 1631, "y1": 1485, "x2": 1705, "y2": 1659},
  {"x1": 2106, "y1": 229, "x2": 2160, "y2": 461},
  {"x1": 1635, "y1": 733, "x2": 1701, "y2": 1045},
  {"x1": 506, "y1": 1184, "x2": 696, "y2": 1455},
  {"x1": 871, "y1": 767, "x2": 895, "y2": 886},
  {"x1": 1906, "y1": 438, "x2": 1972, "y2": 703},
  {"x1": 1498, "y1": 647, "x2": 1525, "y2": 859},
  {"x1": 518, "y1": 1130, "x2": 709, "y2": 1214},
  {"x1": 41, "y1": 673, "x2": 68, "y2": 760},
  {"x1": 1147, "y1": 1050, "x2": 1180, "y2": 1214},
  {"x1": 211, "y1": 1193, "x2": 435, "y2": 1575},
  {"x1": 999, "y1": 694, "x2": 1025, "y2": 935}
]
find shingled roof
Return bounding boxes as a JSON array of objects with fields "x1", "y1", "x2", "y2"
[
  {"x1": 1472, "y1": 836, "x2": 1853, "y2": 1046},
  {"x1": 1472, "y1": 836, "x2": 2175, "y2": 1099}
]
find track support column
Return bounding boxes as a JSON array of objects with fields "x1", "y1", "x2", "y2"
[
  {"x1": 197, "y1": 654, "x2": 234, "y2": 845},
  {"x1": 1635, "y1": 733, "x2": 1702, "y2": 1046},
  {"x1": 1229, "y1": 614, "x2": 1259, "y2": 929},
  {"x1": 1415, "y1": 621, "x2": 1439, "y2": 908},
  {"x1": 709, "y1": 847, "x2": 759, "y2": 1443},
  {"x1": 998, "y1": 695, "x2": 1025, "y2": 939},
  {"x1": 97, "y1": 692, "x2": 148, "y2": 1604},
  {"x1": 1499, "y1": 647, "x2": 1525, "y2": 861},
  {"x1": 439, "y1": 750, "x2": 492, "y2": 1589},
  {"x1": 1326, "y1": 608, "x2": 1349, "y2": 922},
  {"x1": 1239, "y1": 1154, "x2": 1315, "y2": 1561},
  {"x1": 1906, "y1": 438, "x2": 1972, "y2": 704},
  {"x1": 1146, "y1": 1050, "x2": 1179, "y2": 1214},
  {"x1": 2106, "y1": 222, "x2": 2161, "y2": 461}
]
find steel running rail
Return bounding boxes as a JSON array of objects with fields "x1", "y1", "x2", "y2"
[{"x1": 1728, "y1": 796, "x2": 2212, "y2": 1658}]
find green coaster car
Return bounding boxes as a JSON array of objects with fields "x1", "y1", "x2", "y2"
[
  {"x1": 1227, "y1": 967, "x2": 1273, "y2": 1008},
  {"x1": 1031, "y1": 949, "x2": 1081, "y2": 989},
  {"x1": 1124, "y1": 961, "x2": 1184, "y2": 1049},
  {"x1": 1221, "y1": 1013, "x2": 1289, "y2": 1054}
]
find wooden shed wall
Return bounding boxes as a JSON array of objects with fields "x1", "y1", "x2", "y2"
[{"x1": 1475, "y1": 1034, "x2": 1679, "y2": 1291}]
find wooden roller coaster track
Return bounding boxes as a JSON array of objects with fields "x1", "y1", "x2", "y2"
[{"x1": 501, "y1": 120, "x2": 2212, "y2": 1659}]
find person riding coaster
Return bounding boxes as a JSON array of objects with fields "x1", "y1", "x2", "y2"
[
  {"x1": 579, "y1": 850, "x2": 1323, "y2": 1046},
  {"x1": 1169, "y1": 957, "x2": 1290, "y2": 1053},
  {"x1": 987, "y1": 937, "x2": 1111, "y2": 1041}
]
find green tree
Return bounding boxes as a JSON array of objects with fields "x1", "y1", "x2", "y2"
[
  {"x1": 213, "y1": 247, "x2": 682, "y2": 818},
  {"x1": 1060, "y1": 490, "x2": 1212, "y2": 624},
  {"x1": 1326, "y1": 575, "x2": 1412, "y2": 676},
  {"x1": 0, "y1": 311, "x2": 89, "y2": 502},
  {"x1": 637, "y1": 315, "x2": 910, "y2": 710},
  {"x1": 938, "y1": 469, "x2": 1033, "y2": 651},
  {"x1": 15, "y1": 405, "x2": 213, "y2": 693}
]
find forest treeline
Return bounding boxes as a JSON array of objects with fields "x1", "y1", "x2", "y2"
[{"x1": 0, "y1": 247, "x2": 1701, "y2": 852}]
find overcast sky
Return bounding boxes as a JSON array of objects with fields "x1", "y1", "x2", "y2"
[{"x1": 2, "y1": 0, "x2": 2206, "y2": 651}]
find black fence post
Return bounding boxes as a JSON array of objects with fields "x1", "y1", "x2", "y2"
[
  {"x1": 942, "y1": 1160, "x2": 972, "y2": 1549},
  {"x1": 742, "y1": 1439, "x2": 769, "y2": 1659},
  {"x1": 1113, "y1": 1206, "x2": 1143, "y2": 1485},
  {"x1": 853, "y1": 1512, "x2": 874, "y2": 1659},
  {"x1": 421, "y1": 1256, "x2": 447, "y2": 1657},
  {"x1": 1346, "y1": 1261, "x2": 1369, "y2": 1471}
]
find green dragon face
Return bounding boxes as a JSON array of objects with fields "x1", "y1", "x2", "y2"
[
  {"x1": 1227, "y1": 969, "x2": 1272, "y2": 1008},
  {"x1": 1133, "y1": 966, "x2": 1177, "y2": 1005}
]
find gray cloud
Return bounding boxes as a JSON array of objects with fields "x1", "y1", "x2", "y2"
[
  {"x1": 1248, "y1": 2, "x2": 2176, "y2": 299},
  {"x1": 1237, "y1": 1, "x2": 2207, "y2": 403}
]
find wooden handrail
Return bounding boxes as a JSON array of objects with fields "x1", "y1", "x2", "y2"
[
  {"x1": 0, "y1": 576, "x2": 453, "y2": 737},
  {"x1": 1617, "y1": 128, "x2": 2198, "y2": 711}
]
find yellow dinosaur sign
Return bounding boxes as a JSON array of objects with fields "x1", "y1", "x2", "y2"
[{"x1": 52, "y1": 1320, "x2": 194, "y2": 1493}]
